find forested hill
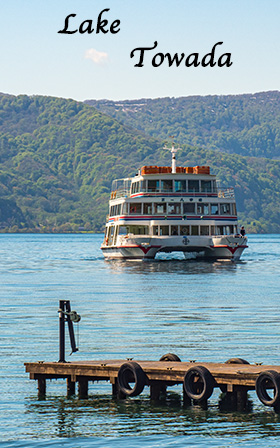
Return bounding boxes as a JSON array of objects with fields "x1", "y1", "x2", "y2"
[
  {"x1": 0, "y1": 94, "x2": 160, "y2": 232},
  {"x1": 0, "y1": 93, "x2": 279, "y2": 234},
  {"x1": 86, "y1": 91, "x2": 280, "y2": 160}
]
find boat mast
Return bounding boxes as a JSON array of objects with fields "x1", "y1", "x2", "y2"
[{"x1": 164, "y1": 137, "x2": 181, "y2": 174}]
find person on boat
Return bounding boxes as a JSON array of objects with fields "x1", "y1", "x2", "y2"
[{"x1": 240, "y1": 226, "x2": 246, "y2": 237}]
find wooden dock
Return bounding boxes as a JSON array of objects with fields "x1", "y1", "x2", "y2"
[{"x1": 25, "y1": 357, "x2": 280, "y2": 412}]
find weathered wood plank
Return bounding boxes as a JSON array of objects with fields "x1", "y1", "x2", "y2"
[{"x1": 25, "y1": 359, "x2": 280, "y2": 389}]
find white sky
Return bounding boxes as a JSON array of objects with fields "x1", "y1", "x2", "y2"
[{"x1": 0, "y1": 0, "x2": 280, "y2": 101}]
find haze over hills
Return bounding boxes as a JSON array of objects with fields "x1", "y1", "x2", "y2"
[{"x1": 0, "y1": 92, "x2": 279, "y2": 233}]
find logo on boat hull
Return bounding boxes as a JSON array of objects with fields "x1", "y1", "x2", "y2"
[{"x1": 182, "y1": 237, "x2": 190, "y2": 246}]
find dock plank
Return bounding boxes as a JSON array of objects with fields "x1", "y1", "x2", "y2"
[{"x1": 25, "y1": 359, "x2": 280, "y2": 387}]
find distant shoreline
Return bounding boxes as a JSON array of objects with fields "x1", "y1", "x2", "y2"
[{"x1": 0, "y1": 229, "x2": 102, "y2": 234}]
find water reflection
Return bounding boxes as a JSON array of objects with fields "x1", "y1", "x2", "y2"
[
  {"x1": 25, "y1": 393, "x2": 280, "y2": 440},
  {"x1": 105, "y1": 258, "x2": 245, "y2": 276}
]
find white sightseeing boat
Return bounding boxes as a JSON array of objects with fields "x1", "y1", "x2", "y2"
[{"x1": 101, "y1": 144, "x2": 248, "y2": 260}]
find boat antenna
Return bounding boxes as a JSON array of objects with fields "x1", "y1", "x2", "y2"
[{"x1": 163, "y1": 136, "x2": 181, "y2": 174}]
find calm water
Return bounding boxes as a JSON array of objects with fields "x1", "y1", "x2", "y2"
[{"x1": 1, "y1": 234, "x2": 280, "y2": 447}]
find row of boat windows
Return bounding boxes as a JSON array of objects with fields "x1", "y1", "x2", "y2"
[
  {"x1": 131, "y1": 179, "x2": 215, "y2": 194},
  {"x1": 110, "y1": 202, "x2": 236, "y2": 216},
  {"x1": 150, "y1": 224, "x2": 237, "y2": 236},
  {"x1": 106, "y1": 224, "x2": 238, "y2": 242}
]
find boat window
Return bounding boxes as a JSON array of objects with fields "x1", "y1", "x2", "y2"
[
  {"x1": 210, "y1": 204, "x2": 219, "y2": 215},
  {"x1": 232, "y1": 203, "x2": 237, "y2": 215},
  {"x1": 180, "y1": 225, "x2": 190, "y2": 236},
  {"x1": 220, "y1": 203, "x2": 231, "y2": 214},
  {"x1": 122, "y1": 203, "x2": 128, "y2": 214},
  {"x1": 211, "y1": 225, "x2": 215, "y2": 235},
  {"x1": 201, "y1": 180, "x2": 212, "y2": 192},
  {"x1": 183, "y1": 203, "x2": 195, "y2": 214},
  {"x1": 108, "y1": 226, "x2": 114, "y2": 243},
  {"x1": 197, "y1": 203, "x2": 209, "y2": 215},
  {"x1": 188, "y1": 180, "x2": 199, "y2": 192},
  {"x1": 191, "y1": 225, "x2": 199, "y2": 235},
  {"x1": 174, "y1": 180, "x2": 186, "y2": 192},
  {"x1": 216, "y1": 225, "x2": 234, "y2": 235},
  {"x1": 153, "y1": 226, "x2": 159, "y2": 235},
  {"x1": 128, "y1": 225, "x2": 149, "y2": 235},
  {"x1": 110, "y1": 204, "x2": 122, "y2": 216},
  {"x1": 131, "y1": 181, "x2": 140, "y2": 194},
  {"x1": 148, "y1": 179, "x2": 160, "y2": 192},
  {"x1": 223, "y1": 225, "x2": 234, "y2": 235},
  {"x1": 224, "y1": 226, "x2": 230, "y2": 235},
  {"x1": 129, "y1": 203, "x2": 142, "y2": 214},
  {"x1": 171, "y1": 225, "x2": 179, "y2": 235},
  {"x1": 161, "y1": 179, "x2": 173, "y2": 192},
  {"x1": 167, "y1": 203, "x2": 181, "y2": 214},
  {"x1": 160, "y1": 225, "x2": 169, "y2": 236},
  {"x1": 139, "y1": 226, "x2": 149, "y2": 235},
  {"x1": 200, "y1": 225, "x2": 210, "y2": 235},
  {"x1": 143, "y1": 203, "x2": 153, "y2": 214},
  {"x1": 141, "y1": 179, "x2": 147, "y2": 192},
  {"x1": 119, "y1": 226, "x2": 128, "y2": 235},
  {"x1": 154, "y1": 203, "x2": 166, "y2": 214}
]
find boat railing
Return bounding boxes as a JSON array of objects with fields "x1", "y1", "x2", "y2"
[
  {"x1": 217, "y1": 188, "x2": 235, "y2": 198},
  {"x1": 115, "y1": 189, "x2": 130, "y2": 199},
  {"x1": 110, "y1": 186, "x2": 235, "y2": 199}
]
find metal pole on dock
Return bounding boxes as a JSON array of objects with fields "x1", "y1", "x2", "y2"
[
  {"x1": 58, "y1": 300, "x2": 81, "y2": 363},
  {"x1": 59, "y1": 300, "x2": 66, "y2": 363},
  {"x1": 65, "y1": 301, "x2": 78, "y2": 354}
]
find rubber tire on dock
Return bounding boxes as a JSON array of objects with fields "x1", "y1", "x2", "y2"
[
  {"x1": 183, "y1": 365, "x2": 215, "y2": 402},
  {"x1": 117, "y1": 362, "x2": 147, "y2": 397},
  {"x1": 255, "y1": 370, "x2": 280, "y2": 407},
  {"x1": 225, "y1": 358, "x2": 250, "y2": 365},
  {"x1": 220, "y1": 358, "x2": 250, "y2": 392},
  {"x1": 159, "y1": 353, "x2": 181, "y2": 362}
]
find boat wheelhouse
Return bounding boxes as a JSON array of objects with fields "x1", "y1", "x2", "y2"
[{"x1": 101, "y1": 144, "x2": 247, "y2": 260}]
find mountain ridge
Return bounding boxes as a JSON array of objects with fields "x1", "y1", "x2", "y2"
[
  {"x1": 0, "y1": 92, "x2": 279, "y2": 233},
  {"x1": 85, "y1": 90, "x2": 280, "y2": 160}
]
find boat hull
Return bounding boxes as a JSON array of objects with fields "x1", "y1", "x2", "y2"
[{"x1": 101, "y1": 235, "x2": 247, "y2": 260}]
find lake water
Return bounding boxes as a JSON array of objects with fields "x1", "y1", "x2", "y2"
[{"x1": 1, "y1": 234, "x2": 280, "y2": 447}]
